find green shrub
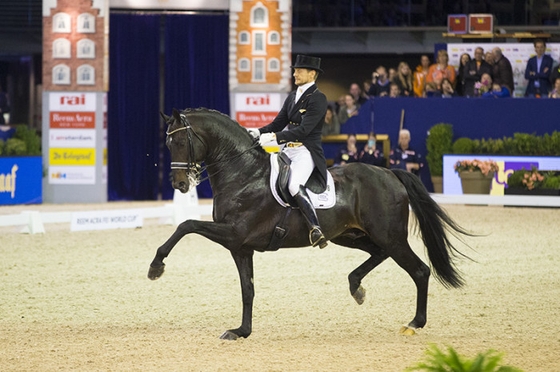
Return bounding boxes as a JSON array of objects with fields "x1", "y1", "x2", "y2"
[
  {"x1": 407, "y1": 344, "x2": 522, "y2": 372},
  {"x1": 452, "y1": 137, "x2": 474, "y2": 154},
  {"x1": 13, "y1": 124, "x2": 41, "y2": 155},
  {"x1": 4, "y1": 138, "x2": 27, "y2": 155},
  {"x1": 0, "y1": 139, "x2": 4, "y2": 155},
  {"x1": 542, "y1": 174, "x2": 560, "y2": 189},
  {"x1": 506, "y1": 169, "x2": 527, "y2": 188},
  {"x1": 426, "y1": 123, "x2": 453, "y2": 177},
  {"x1": 455, "y1": 131, "x2": 560, "y2": 156}
]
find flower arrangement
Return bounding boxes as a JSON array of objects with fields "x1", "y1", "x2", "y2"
[
  {"x1": 454, "y1": 159, "x2": 499, "y2": 176},
  {"x1": 507, "y1": 167, "x2": 560, "y2": 190},
  {"x1": 474, "y1": 81, "x2": 490, "y2": 95}
]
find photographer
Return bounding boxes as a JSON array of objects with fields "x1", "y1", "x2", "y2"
[{"x1": 367, "y1": 66, "x2": 391, "y2": 97}]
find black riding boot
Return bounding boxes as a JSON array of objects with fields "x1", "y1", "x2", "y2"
[{"x1": 294, "y1": 185, "x2": 328, "y2": 249}]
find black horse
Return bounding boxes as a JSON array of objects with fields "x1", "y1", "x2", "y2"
[{"x1": 148, "y1": 108, "x2": 471, "y2": 340}]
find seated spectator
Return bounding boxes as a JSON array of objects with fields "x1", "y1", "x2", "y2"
[
  {"x1": 335, "y1": 133, "x2": 359, "y2": 166},
  {"x1": 337, "y1": 94, "x2": 360, "y2": 125},
  {"x1": 413, "y1": 55, "x2": 431, "y2": 97},
  {"x1": 368, "y1": 66, "x2": 391, "y2": 97},
  {"x1": 362, "y1": 80, "x2": 371, "y2": 100},
  {"x1": 393, "y1": 61, "x2": 413, "y2": 97},
  {"x1": 390, "y1": 129, "x2": 424, "y2": 176},
  {"x1": 426, "y1": 50, "x2": 456, "y2": 90},
  {"x1": 322, "y1": 106, "x2": 340, "y2": 136},
  {"x1": 424, "y1": 82, "x2": 442, "y2": 98},
  {"x1": 475, "y1": 73, "x2": 493, "y2": 96},
  {"x1": 349, "y1": 82, "x2": 367, "y2": 105},
  {"x1": 359, "y1": 132, "x2": 385, "y2": 167},
  {"x1": 482, "y1": 83, "x2": 511, "y2": 98},
  {"x1": 548, "y1": 77, "x2": 560, "y2": 98},
  {"x1": 388, "y1": 67, "x2": 397, "y2": 82},
  {"x1": 388, "y1": 83, "x2": 401, "y2": 98},
  {"x1": 441, "y1": 78, "x2": 457, "y2": 98}
]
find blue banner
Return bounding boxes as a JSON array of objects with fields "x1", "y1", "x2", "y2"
[{"x1": 0, "y1": 156, "x2": 42, "y2": 205}]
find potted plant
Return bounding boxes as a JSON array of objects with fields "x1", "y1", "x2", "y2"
[
  {"x1": 454, "y1": 159, "x2": 499, "y2": 194},
  {"x1": 505, "y1": 167, "x2": 560, "y2": 196},
  {"x1": 426, "y1": 123, "x2": 453, "y2": 193}
]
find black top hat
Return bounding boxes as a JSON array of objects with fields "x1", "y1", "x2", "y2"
[{"x1": 291, "y1": 54, "x2": 323, "y2": 73}]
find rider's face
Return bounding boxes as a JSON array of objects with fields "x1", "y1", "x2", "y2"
[{"x1": 293, "y1": 68, "x2": 316, "y2": 86}]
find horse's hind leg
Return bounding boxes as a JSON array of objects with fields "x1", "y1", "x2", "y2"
[{"x1": 389, "y1": 240, "x2": 431, "y2": 334}]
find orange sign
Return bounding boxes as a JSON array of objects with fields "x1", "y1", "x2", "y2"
[{"x1": 50, "y1": 112, "x2": 96, "y2": 129}]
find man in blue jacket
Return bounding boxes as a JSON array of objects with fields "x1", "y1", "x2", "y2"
[{"x1": 524, "y1": 39, "x2": 554, "y2": 97}]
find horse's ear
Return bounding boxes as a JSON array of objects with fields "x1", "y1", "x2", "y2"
[
  {"x1": 171, "y1": 108, "x2": 182, "y2": 123},
  {"x1": 160, "y1": 111, "x2": 170, "y2": 122}
]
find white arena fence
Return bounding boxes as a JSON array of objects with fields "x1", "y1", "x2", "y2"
[{"x1": 1, "y1": 193, "x2": 559, "y2": 234}]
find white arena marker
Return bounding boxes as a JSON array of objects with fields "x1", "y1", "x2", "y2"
[{"x1": 70, "y1": 209, "x2": 143, "y2": 231}]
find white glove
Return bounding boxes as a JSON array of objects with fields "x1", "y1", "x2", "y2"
[
  {"x1": 259, "y1": 133, "x2": 276, "y2": 146},
  {"x1": 247, "y1": 128, "x2": 260, "y2": 139}
]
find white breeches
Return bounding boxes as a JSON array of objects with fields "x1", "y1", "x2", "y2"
[{"x1": 283, "y1": 145, "x2": 315, "y2": 196}]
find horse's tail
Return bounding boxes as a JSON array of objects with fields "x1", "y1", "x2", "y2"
[{"x1": 391, "y1": 169, "x2": 472, "y2": 289}]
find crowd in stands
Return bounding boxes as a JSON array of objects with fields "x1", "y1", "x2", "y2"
[{"x1": 325, "y1": 39, "x2": 560, "y2": 175}]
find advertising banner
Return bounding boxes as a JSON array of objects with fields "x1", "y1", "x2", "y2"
[
  {"x1": 234, "y1": 92, "x2": 282, "y2": 128},
  {"x1": 0, "y1": 157, "x2": 42, "y2": 205}
]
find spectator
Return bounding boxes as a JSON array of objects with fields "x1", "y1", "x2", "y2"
[
  {"x1": 335, "y1": 95, "x2": 345, "y2": 114},
  {"x1": 482, "y1": 83, "x2": 511, "y2": 98},
  {"x1": 362, "y1": 80, "x2": 371, "y2": 100},
  {"x1": 349, "y1": 82, "x2": 367, "y2": 105},
  {"x1": 0, "y1": 86, "x2": 9, "y2": 125},
  {"x1": 337, "y1": 94, "x2": 359, "y2": 124},
  {"x1": 368, "y1": 66, "x2": 391, "y2": 97},
  {"x1": 335, "y1": 133, "x2": 359, "y2": 166},
  {"x1": 388, "y1": 83, "x2": 401, "y2": 98},
  {"x1": 550, "y1": 62, "x2": 560, "y2": 86},
  {"x1": 441, "y1": 78, "x2": 457, "y2": 98},
  {"x1": 413, "y1": 54, "x2": 431, "y2": 97},
  {"x1": 524, "y1": 39, "x2": 553, "y2": 98},
  {"x1": 485, "y1": 51, "x2": 494, "y2": 66},
  {"x1": 424, "y1": 82, "x2": 441, "y2": 98},
  {"x1": 426, "y1": 50, "x2": 456, "y2": 90},
  {"x1": 392, "y1": 61, "x2": 413, "y2": 97},
  {"x1": 456, "y1": 52, "x2": 471, "y2": 96},
  {"x1": 548, "y1": 77, "x2": 560, "y2": 98},
  {"x1": 475, "y1": 73, "x2": 493, "y2": 96},
  {"x1": 491, "y1": 47, "x2": 514, "y2": 95},
  {"x1": 390, "y1": 129, "x2": 424, "y2": 176},
  {"x1": 359, "y1": 132, "x2": 385, "y2": 167},
  {"x1": 322, "y1": 106, "x2": 340, "y2": 136},
  {"x1": 388, "y1": 67, "x2": 397, "y2": 82},
  {"x1": 463, "y1": 47, "x2": 492, "y2": 97}
]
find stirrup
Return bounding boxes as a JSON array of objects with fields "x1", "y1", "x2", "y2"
[{"x1": 309, "y1": 227, "x2": 328, "y2": 249}]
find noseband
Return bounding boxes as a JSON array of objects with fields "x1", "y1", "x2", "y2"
[{"x1": 166, "y1": 114, "x2": 202, "y2": 186}]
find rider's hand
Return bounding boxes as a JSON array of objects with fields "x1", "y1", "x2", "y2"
[
  {"x1": 247, "y1": 128, "x2": 260, "y2": 139},
  {"x1": 259, "y1": 133, "x2": 276, "y2": 146}
]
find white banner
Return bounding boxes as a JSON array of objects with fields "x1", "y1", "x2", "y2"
[
  {"x1": 49, "y1": 166, "x2": 96, "y2": 184},
  {"x1": 71, "y1": 209, "x2": 144, "y2": 231},
  {"x1": 447, "y1": 43, "x2": 560, "y2": 97},
  {"x1": 49, "y1": 129, "x2": 96, "y2": 148},
  {"x1": 48, "y1": 92, "x2": 97, "y2": 112}
]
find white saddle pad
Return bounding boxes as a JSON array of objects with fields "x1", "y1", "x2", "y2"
[{"x1": 269, "y1": 153, "x2": 336, "y2": 209}]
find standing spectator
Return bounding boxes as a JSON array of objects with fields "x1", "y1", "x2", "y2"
[
  {"x1": 335, "y1": 133, "x2": 359, "y2": 166},
  {"x1": 359, "y1": 132, "x2": 385, "y2": 167},
  {"x1": 337, "y1": 94, "x2": 359, "y2": 124},
  {"x1": 426, "y1": 50, "x2": 456, "y2": 90},
  {"x1": 548, "y1": 77, "x2": 560, "y2": 98},
  {"x1": 492, "y1": 47, "x2": 514, "y2": 95},
  {"x1": 322, "y1": 106, "x2": 340, "y2": 136},
  {"x1": 463, "y1": 47, "x2": 492, "y2": 97},
  {"x1": 456, "y1": 53, "x2": 471, "y2": 96},
  {"x1": 368, "y1": 66, "x2": 391, "y2": 97},
  {"x1": 349, "y1": 82, "x2": 367, "y2": 105},
  {"x1": 0, "y1": 86, "x2": 10, "y2": 125},
  {"x1": 485, "y1": 51, "x2": 494, "y2": 66},
  {"x1": 392, "y1": 61, "x2": 413, "y2": 97},
  {"x1": 390, "y1": 129, "x2": 424, "y2": 176},
  {"x1": 524, "y1": 39, "x2": 553, "y2": 98},
  {"x1": 413, "y1": 55, "x2": 431, "y2": 97}
]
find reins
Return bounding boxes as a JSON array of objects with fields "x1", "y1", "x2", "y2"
[{"x1": 167, "y1": 113, "x2": 261, "y2": 185}]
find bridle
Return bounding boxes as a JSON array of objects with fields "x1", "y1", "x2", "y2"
[{"x1": 166, "y1": 112, "x2": 260, "y2": 186}]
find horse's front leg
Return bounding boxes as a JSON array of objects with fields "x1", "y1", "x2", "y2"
[
  {"x1": 147, "y1": 219, "x2": 237, "y2": 280},
  {"x1": 220, "y1": 250, "x2": 254, "y2": 340}
]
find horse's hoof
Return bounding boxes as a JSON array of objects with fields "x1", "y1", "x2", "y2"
[
  {"x1": 352, "y1": 285, "x2": 366, "y2": 305},
  {"x1": 399, "y1": 326, "x2": 417, "y2": 336},
  {"x1": 147, "y1": 264, "x2": 165, "y2": 280},
  {"x1": 219, "y1": 330, "x2": 239, "y2": 340}
]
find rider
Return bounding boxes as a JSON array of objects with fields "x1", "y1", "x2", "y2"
[{"x1": 247, "y1": 55, "x2": 329, "y2": 249}]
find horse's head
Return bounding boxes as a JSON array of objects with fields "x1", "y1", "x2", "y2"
[{"x1": 163, "y1": 109, "x2": 206, "y2": 193}]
